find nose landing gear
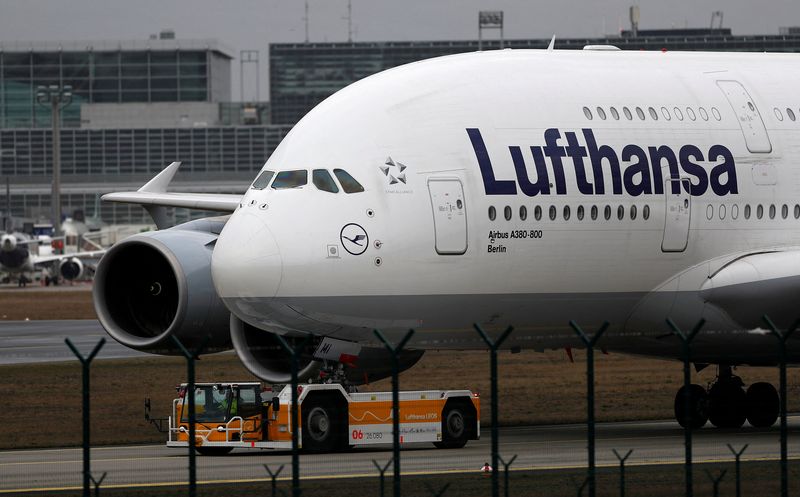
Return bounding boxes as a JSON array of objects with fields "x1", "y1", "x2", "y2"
[{"x1": 674, "y1": 365, "x2": 780, "y2": 429}]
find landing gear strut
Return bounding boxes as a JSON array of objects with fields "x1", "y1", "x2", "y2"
[{"x1": 674, "y1": 365, "x2": 779, "y2": 429}]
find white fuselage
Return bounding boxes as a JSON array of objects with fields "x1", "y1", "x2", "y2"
[{"x1": 211, "y1": 49, "x2": 800, "y2": 364}]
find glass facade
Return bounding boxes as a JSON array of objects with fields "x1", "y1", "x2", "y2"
[
  {"x1": 1, "y1": 125, "x2": 292, "y2": 224},
  {"x1": 0, "y1": 43, "x2": 232, "y2": 128},
  {"x1": 270, "y1": 34, "x2": 800, "y2": 125}
]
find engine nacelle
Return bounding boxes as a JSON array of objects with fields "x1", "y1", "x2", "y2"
[
  {"x1": 230, "y1": 315, "x2": 424, "y2": 385},
  {"x1": 59, "y1": 257, "x2": 84, "y2": 280},
  {"x1": 93, "y1": 218, "x2": 232, "y2": 355}
]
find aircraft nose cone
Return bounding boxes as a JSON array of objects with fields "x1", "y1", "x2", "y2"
[{"x1": 211, "y1": 211, "x2": 282, "y2": 300}]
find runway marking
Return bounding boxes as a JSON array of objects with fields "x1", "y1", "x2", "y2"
[{"x1": 2, "y1": 456, "x2": 799, "y2": 494}]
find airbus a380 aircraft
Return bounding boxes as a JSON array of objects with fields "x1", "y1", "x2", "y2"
[{"x1": 95, "y1": 47, "x2": 800, "y2": 432}]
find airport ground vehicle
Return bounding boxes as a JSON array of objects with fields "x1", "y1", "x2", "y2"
[{"x1": 156, "y1": 382, "x2": 480, "y2": 454}]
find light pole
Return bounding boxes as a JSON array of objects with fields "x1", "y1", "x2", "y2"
[{"x1": 36, "y1": 85, "x2": 72, "y2": 237}]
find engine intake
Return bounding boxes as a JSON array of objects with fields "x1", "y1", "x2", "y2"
[
  {"x1": 59, "y1": 257, "x2": 84, "y2": 280},
  {"x1": 93, "y1": 219, "x2": 231, "y2": 354}
]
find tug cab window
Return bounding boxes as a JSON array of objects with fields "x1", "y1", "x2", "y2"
[
  {"x1": 333, "y1": 169, "x2": 365, "y2": 193},
  {"x1": 271, "y1": 170, "x2": 308, "y2": 189},
  {"x1": 251, "y1": 170, "x2": 275, "y2": 190},
  {"x1": 313, "y1": 169, "x2": 339, "y2": 193}
]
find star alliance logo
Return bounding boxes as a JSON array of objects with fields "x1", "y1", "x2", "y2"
[{"x1": 379, "y1": 157, "x2": 407, "y2": 185}]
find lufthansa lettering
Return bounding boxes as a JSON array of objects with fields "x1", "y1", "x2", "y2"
[{"x1": 467, "y1": 128, "x2": 738, "y2": 197}]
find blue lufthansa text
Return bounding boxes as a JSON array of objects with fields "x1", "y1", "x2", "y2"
[{"x1": 467, "y1": 128, "x2": 738, "y2": 197}]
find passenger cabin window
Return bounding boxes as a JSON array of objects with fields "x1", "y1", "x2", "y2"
[
  {"x1": 251, "y1": 170, "x2": 275, "y2": 190},
  {"x1": 333, "y1": 169, "x2": 365, "y2": 193},
  {"x1": 312, "y1": 169, "x2": 339, "y2": 193},
  {"x1": 272, "y1": 170, "x2": 308, "y2": 189}
]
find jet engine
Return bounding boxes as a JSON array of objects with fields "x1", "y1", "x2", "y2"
[
  {"x1": 59, "y1": 257, "x2": 84, "y2": 280},
  {"x1": 93, "y1": 217, "x2": 232, "y2": 354},
  {"x1": 230, "y1": 315, "x2": 425, "y2": 385}
]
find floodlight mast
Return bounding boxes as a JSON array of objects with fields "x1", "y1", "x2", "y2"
[{"x1": 36, "y1": 85, "x2": 72, "y2": 238}]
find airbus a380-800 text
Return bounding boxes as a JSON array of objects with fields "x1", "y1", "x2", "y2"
[{"x1": 94, "y1": 47, "x2": 800, "y2": 431}]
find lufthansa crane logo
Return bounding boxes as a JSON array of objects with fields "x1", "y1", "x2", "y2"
[{"x1": 340, "y1": 223, "x2": 369, "y2": 256}]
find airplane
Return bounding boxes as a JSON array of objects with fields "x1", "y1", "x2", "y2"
[
  {"x1": 93, "y1": 47, "x2": 800, "y2": 433},
  {"x1": 0, "y1": 232, "x2": 105, "y2": 286}
]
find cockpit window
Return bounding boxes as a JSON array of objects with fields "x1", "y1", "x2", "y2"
[
  {"x1": 251, "y1": 170, "x2": 275, "y2": 190},
  {"x1": 313, "y1": 169, "x2": 339, "y2": 193},
  {"x1": 271, "y1": 170, "x2": 308, "y2": 189},
  {"x1": 333, "y1": 169, "x2": 365, "y2": 193}
]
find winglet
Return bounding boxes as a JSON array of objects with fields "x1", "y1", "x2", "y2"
[
  {"x1": 139, "y1": 162, "x2": 181, "y2": 193},
  {"x1": 547, "y1": 35, "x2": 556, "y2": 51}
]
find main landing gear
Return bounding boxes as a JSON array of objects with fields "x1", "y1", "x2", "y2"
[{"x1": 674, "y1": 365, "x2": 779, "y2": 429}]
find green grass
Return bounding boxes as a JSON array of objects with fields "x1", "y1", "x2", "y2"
[{"x1": 22, "y1": 461, "x2": 800, "y2": 497}]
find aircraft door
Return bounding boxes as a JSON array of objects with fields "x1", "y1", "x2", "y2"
[
  {"x1": 716, "y1": 80, "x2": 772, "y2": 153},
  {"x1": 427, "y1": 178, "x2": 467, "y2": 255},
  {"x1": 662, "y1": 177, "x2": 691, "y2": 253}
]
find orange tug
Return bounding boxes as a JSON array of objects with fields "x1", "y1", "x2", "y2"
[{"x1": 166, "y1": 383, "x2": 480, "y2": 454}]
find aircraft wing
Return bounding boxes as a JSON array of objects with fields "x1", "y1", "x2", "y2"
[
  {"x1": 102, "y1": 191, "x2": 241, "y2": 212},
  {"x1": 33, "y1": 249, "x2": 106, "y2": 266},
  {"x1": 700, "y1": 250, "x2": 800, "y2": 329},
  {"x1": 101, "y1": 161, "x2": 243, "y2": 228}
]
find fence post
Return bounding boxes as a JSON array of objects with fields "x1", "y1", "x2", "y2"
[
  {"x1": 274, "y1": 334, "x2": 313, "y2": 497},
  {"x1": 569, "y1": 320, "x2": 609, "y2": 497},
  {"x1": 762, "y1": 315, "x2": 797, "y2": 497},
  {"x1": 424, "y1": 482, "x2": 451, "y2": 496},
  {"x1": 666, "y1": 318, "x2": 705, "y2": 497},
  {"x1": 575, "y1": 476, "x2": 589, "y2": 497},
  {"x1": 726, "y1": 444, "x2": 747, "y2": 497},
  {"x1": 65, "y1": 337, "x2": 105, "y2": 497},
  {"x1": 612, "y1": 449, "x2": 633, "y2": 497},
  {"x1": 473, "y1": 324, "x2": 514, "y2": 497},
  {"x1": 372, "y1": 459, "x2": 392, "y2": 497},
  {"x1": 263, "y1": 464, "x2": 284, "y2": 497},
  {"x1": 88, "y1": 472, "x2": 107, "y2": 497},
  {"x1": 373, "y1": 329, "x2": 415, "y2": 497},
  {"x1": 498, "y1": 454, "x2": 517, "y2": 497},
  {"x1": 170, "y1": 335, "x2": 210, "y2": 497},
  {"x1": 704, "y1": 469, "x2": 726, "y2": 497}
]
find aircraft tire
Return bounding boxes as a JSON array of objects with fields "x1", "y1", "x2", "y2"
[
  {"x1": 746, "y1": 382, "x2": 779, "y2": 428},
  {"x1": 195, "y1": 447, "x2": 233, "y2": 456},
  {"x1": 673, "y1": 384, "x2": 708, "y2": 429},
  {"x1": 708, "y1": 381, "x2": 747, "y2": 428}
]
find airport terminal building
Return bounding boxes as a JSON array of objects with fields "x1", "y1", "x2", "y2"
[
  {"x1": 3, "y1": 30, "x2": 800, "y2": 226},
  {"x1": 0, "y1": 37, "x2": 290, "y2": 226}
]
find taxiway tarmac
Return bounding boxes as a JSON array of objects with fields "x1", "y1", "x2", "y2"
[
  {"x1": 0, "y1": 319, "x2": 146, "y2": 364},
  {"x1": 1, "y1": 419, "x2": 798, "y2": 493}
]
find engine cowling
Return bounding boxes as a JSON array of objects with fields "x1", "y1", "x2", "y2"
[
  {"x1": 59, "y1": 257, "x2": 84, "y2": 280},
  {"x1": 93, "y1": 218, "x2": 232, "y2": 355},
  {"x1": 230, "y1": 315, "x2": 425, "y2": 384}
]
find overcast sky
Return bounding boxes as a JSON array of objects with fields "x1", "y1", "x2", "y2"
[{"x1": 2, "y1": 0, "x2": 799, "y2": 100}]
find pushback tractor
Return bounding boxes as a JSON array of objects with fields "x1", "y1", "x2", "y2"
[{"x1": 147, "y1": 382, "x2": 480, "y2": 454}]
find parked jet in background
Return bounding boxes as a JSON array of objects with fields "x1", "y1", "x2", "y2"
[
  {"x1": 94, "y1": 47, "x2": 800, "y2": 431},
  {"x1": 0, "y1": 232, "x2": 105, "y2": 286}
]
